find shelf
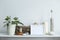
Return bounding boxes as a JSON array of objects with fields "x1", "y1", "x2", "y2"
[
  {"x1": 0, "y1": 33, "x2": 60, "y2": 37},
  {"x1": 1, "y1": 35, "x2": 60, "y2": 37}
]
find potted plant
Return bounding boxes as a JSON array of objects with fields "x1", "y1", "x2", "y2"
[
  {"x1": 4, "y1": 16, "x2": 24, "y2": 35},
  {"x1": 3, "y1": 16, "x2": 11, "y2": 34},
  {"x1": 9, "y1": 17, "x2": 24, "y2": 35}
]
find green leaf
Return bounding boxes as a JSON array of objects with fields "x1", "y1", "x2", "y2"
[
  {"x1": 13, "y1": 17, "x2": 18, "y2": 20},
  {"x1": 18, "y1": 22, "x2": 24, "y2": 25},
  {"x1": 5, "y1": 16, "x2": 11, "y2": 21}
]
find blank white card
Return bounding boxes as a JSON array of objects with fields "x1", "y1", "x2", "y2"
[{"x1": 31, "y1": 25, "x2": 43, "y2": 35}]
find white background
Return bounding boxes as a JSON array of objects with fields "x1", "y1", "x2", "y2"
[{"x1": 0, "y1": 0, "x2": 60, "y2": 34}]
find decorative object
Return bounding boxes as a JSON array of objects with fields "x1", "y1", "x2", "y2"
[
  {"x1": 43, "y1": 21, "x2": 49, "y2": 34},
  {"x1": 31, "y1": 22, "x2": 43, "y2": 35},
  {"x1": 15, "y1": 26, "x2": 30, "y2": 35},
  {"x1": 50, "y1": 9, "x2": 54, "y2": 34}
]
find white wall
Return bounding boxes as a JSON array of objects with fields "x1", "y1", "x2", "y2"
[{"x1": 0, "y1": 0, "x2": 60, "y2": 34}]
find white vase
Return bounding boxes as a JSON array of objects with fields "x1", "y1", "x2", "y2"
[{"x1": 8, "y1": 24, "x2": 16, "y2": 35}]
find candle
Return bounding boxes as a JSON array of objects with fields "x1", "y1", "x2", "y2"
[
  {"x1": 44, "y1": 22, "x2": 49, "y2": 34},
  {"x1": 20, "y1": 27, "x2": 22, "y2": 32}
]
